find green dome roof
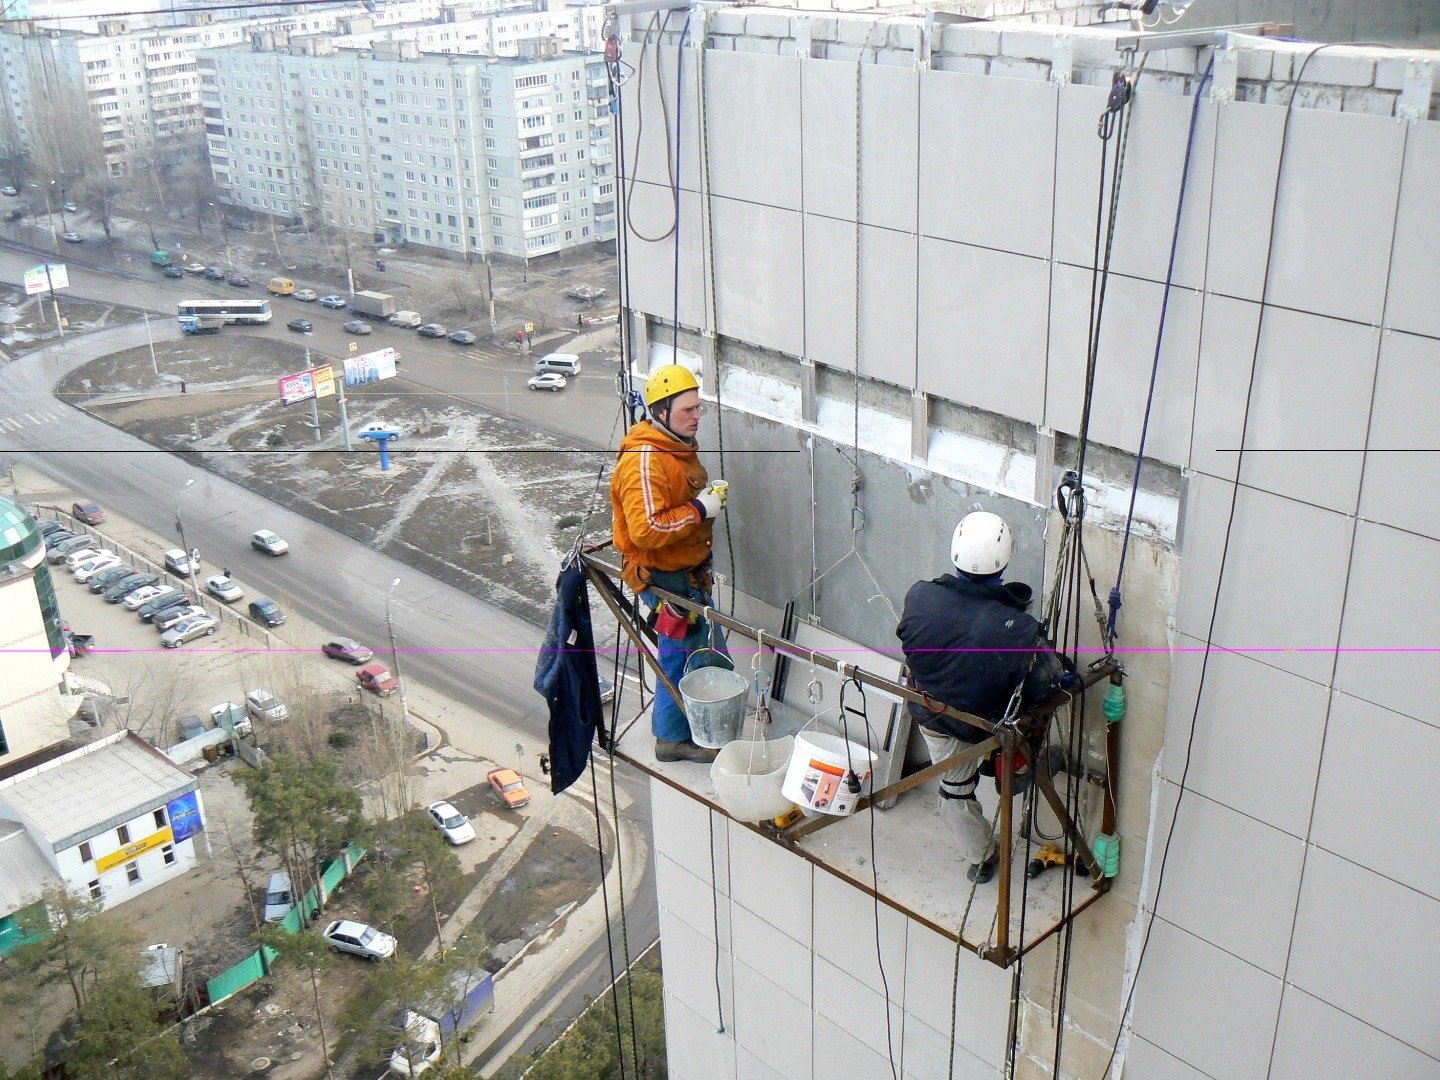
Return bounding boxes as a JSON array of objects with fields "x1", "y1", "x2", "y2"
[{"x1": 0, "y1": 495, "x2": 42, "y2": 563}]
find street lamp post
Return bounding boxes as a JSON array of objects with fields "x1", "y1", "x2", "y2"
[
  {"x1": 173, "y1": 478, "x2": 200, "y2": 601},
  {"x1": 54, "y1": 181, "x2": 67, "y2": 234},
  {"x1": 143, "y1": 311, "x2": 158, "y2": 377},
  {"x1": 30, "y1": 182, "x2": 57, "y2": 249},
  {"x1": 385, "y1": 577, "x2": 409, "y2": 723}
]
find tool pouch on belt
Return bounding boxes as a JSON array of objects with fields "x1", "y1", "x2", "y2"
[
  {"x1": 654, "y1": 603, "x2": 690, "y2": 640},
  {"x1": 641, "y1": 565, "x2": 712, "y2": 640}
]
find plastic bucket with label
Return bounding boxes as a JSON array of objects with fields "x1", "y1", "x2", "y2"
[{"x1": 780, "y1": 730, "x2": 876, "y2": 817}]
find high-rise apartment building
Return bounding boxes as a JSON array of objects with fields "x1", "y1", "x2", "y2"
[{"x1": 199, "y1": 35, "x2": 615, "y2": 259}]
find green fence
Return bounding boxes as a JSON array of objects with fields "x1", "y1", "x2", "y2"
[{"x1": 205, "y1": 843, "x2": 365, "y2": 1007}]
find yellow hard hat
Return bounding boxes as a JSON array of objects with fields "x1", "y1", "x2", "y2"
[{"x1": 643, "y1": 364, "x2": 699, "y2": 407}]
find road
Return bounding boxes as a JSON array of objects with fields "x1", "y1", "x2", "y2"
[{"x1": 0, "y1": 240, "x2": 661, "y2": 1074}]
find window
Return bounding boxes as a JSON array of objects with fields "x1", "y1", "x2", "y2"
[
  {"x1": 79, "y1": 841, "x2": 93, "y2": 862},
  {"x1": 117, "y1": 824, "x2": 131, "y2": 845},
  {"x1": 87, "y1": 879, "x2": 102, "y2": 900},
  {"x1": 153, "y1": 808, "x2": 166, "y2": 829},
  {"x1": 162, "y1": 844, "x2": 176, "y2": 866},
  {"x1": 126, "y1": 862, "x2": 141, "y2": 884}
]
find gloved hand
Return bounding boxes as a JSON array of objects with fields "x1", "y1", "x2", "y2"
[{"x1": 695, "y1": 488, "x2": 726, "y2": 519}]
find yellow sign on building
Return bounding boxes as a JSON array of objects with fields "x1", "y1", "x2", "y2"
[{"x1": 95, "y1": 826, "x2": 174, "y2": 874}]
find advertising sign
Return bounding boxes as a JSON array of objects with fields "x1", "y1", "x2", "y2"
[
  {"x1": 95, "y1": 826, "x2": 174, "y2": 874},
  {"x1": 22, "y1": 263, "x2": 68, "y2": 295},
  {"x1": 343, "y1": 347, "x2": 398, "y2": 387},
  {"x1": 166, "y1": 790, "x2": 204, "y2": 843},
  {"x1": 278, "y1": 364, "x2": 337, "y2": 405}
]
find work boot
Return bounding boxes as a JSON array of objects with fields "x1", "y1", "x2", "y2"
[
  {"x1": 967, "y1": 853, "x2": 999, "y2": 885},
  {"x1": 655, "y1": 738, "x2": 719, "y2": 763}
]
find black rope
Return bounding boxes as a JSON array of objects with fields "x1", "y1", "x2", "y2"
[
  {"x1": 622, "y1": 13, "x2": 679, "y2": 246},
  {"x1": 707, "y1": 811, "x2": 727, "y2": 1033},
  {"x1": 588, "y1": 755, "x2": 629, "y2": 1080}
]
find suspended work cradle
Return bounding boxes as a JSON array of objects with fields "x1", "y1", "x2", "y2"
[{"x1": 579, "y1": 544, "x2": 1121, "y2": 969}]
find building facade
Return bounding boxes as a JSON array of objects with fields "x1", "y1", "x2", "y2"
[
  {"x1": 199, "y1": 35, "x2": 616, "y2": 258},
  {"x1": 0, "y1": 496, "x2": 71, "y2": 765}
]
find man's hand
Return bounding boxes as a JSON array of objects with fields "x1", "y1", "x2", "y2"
[{"x1": 696, "y1": 489, "x2": 726, "y2": 519}]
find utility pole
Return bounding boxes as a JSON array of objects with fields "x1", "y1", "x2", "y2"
[
  {"x1": 143, "y1": 311, "x2": 158, "y2": 376},
  {"x1": 174, "y1": 479, "x2": 199, "y2": 600},
  {"x1": 385, "y1": 577, "x2": 409, "y2": 725}
]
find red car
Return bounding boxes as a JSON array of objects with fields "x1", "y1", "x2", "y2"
[
  {"x1": 72, "y1": 500, "x2": 106, "y2": 525},
  {"x1": 322, "y1": 638, "x2": 374, "y2": 665},
  {"x1": 356, "y1": 662, "x2": 399, "y2": 696}
]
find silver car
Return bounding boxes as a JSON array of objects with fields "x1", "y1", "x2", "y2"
[
  {"x1": 160, "y1": 613, "x2": 218, "y2": 648},
  {"x1": 322, "y1": 919, "x2": 396, "y2": 961}
]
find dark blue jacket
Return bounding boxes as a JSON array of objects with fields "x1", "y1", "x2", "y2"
[
  {"x1": 534, "y1": 562, "x2": 606, "y2": 794},
  {"x1": 897, "y1": 573, "x2": 1066, "y2": 742}
]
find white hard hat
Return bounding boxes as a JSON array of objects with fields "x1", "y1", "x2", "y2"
[{"x1": 951, "y1": 511, "x2": 1013, "y2": 576}]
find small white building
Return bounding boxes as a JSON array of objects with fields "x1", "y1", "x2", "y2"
[{"x1": 0, "y1": 730, "x2": 205, "y2": 916}]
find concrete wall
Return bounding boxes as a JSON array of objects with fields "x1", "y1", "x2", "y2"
[{"x1": 623, "y1": 12, "x2": 1440, "y2": 1079}]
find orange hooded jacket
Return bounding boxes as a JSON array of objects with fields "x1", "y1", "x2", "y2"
[{"x1": 611, "y1": 419, "x2": 713, "y2": 591}]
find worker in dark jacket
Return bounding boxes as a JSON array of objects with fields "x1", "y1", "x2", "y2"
[{"x1": 897, "y1": 511, "x2": 1067, "y2": 883}]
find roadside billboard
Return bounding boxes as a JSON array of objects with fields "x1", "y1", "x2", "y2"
[
  {"x1": 343, "y1": 347, "x2": 398, "y2": 387},
  {"x1": 23, "y1": 263, "x2": 68, "y2": 295},
  {"x1": 278, "y1": 364, "x2": 337, "y2": 405}
]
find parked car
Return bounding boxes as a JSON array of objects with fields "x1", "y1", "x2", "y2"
[
  {"x1": 154, "y1": 604, "x2": 206, "y2": 632},
  {"x1": 388, "y1": 1012, "x2": 443, "y2": 1078},
  {"x1": 322, "y1": 638, "x2": 373, "y2": 665},
  {"x1": 182, "y1": 262, "x2": 208, "y2": 274},
  {"x1": 38, "y1": 520, "x2": 68, "y2": 538},
  {"x1": 488, "y1": 768, "x2": 531, "y2": 809},
  {"x1": 61, "y1": 231, "x2": 82, "y2": 243},
  {"x1": 203, "y1": 267, "x2": 226, "y2": 281},
  {"x1": 426, "y1": 800, "x2": 476, "y2": 845},
  {"x1": 262, "y1": 872, "x2": 294, "y2": 924},
  {"x1": 136, "y1": 589, "x2": 188, "y2": 621},
  {"x1": 104, "y1": 572, "x2": 161, "y2": 602},
  {"x1": 65, "y1": 544, "x2": 110, "y2": 570},
  {"x1": 48, "y1": 535, "x2": 97, "y2": 562},
  {"x1": 122, "y1": 584, "x2": 168, "y2": 611},
  {"x1": 226, "y1": 273, "x2": 252, "y2": 288},
  {"x1": 342, "y1": 319, "x2": 372, "y2": 335},
  {"x1": 322, "y1": 919, "x2": 395, "y2": 962},
  {"x1": 286, "y1": 318, "x2": 312, "y2": 333},
  {"x1": 204, "y1": 574, "x2": 244, "y2": 602},
  {"x1": 293, "y1": 288, "x2": 318, "y2": 302},
  {"x1": 163, "y1": 548, "x2": 199, "y2": 576},
  {"x1": 44, "y1": 529, "x2": 78, "y2": 548},
  {"x1": 1, "y1": 185, "x2": 16, "y2": 196},
  {"x1": 251, "y1": 529, "x2": 289, "y2": 556},
  {"x1": 210, "y1": 701, "x2": 252, "y2": 738},
  {"x1": 526, "y1": 373, "x2": 567, "y2": 393},
  {"x1": 356, "y1": 662, "x2": 399, "y2": 696},
  {"x1": 162, "y1": 265, "x2": 184, "y2": 279},
  {"x1": 416, "y1": 323, "x2": 446, "y2": 338},
  {"x1": 89, "y1": 565, "x2": 137, "y2": 592},
  {"x1": 73, "y1": 552, "x2": 122, "y2": 582},
  {"x1": 71, "y1": 500, "x2": 106, "y2": 525},
  {"x1": 62, "y1": 200, "x2": 77, "y2": 213},
  {"x1": 318, "y1": 294, "x2": 347, "y2": 308},
  {"x1": 448, "y1": 329, "x2": 477, "y2": 345},
  {"x1": 248, "y1": 597, "x2": 286, "y2": 627},
  {"x1": 245, "y1": 688, "x2": 289, "y2": 723},
  {"x1": 160, "y1": 613, "x2": 219, "y2": 648}
]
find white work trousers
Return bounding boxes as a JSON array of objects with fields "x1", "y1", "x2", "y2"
[{"x1": 919, "y1": 728, "x2": 993, "y2": 866}]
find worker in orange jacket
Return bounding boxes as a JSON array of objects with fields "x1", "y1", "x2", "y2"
[{"x1": 611, "y1": 365, "x2": 730, "y2": 762}]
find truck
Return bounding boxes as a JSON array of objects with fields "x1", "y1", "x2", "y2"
[
  {"x1": 152, "y1": 250, "x2": 174, "y2": 269},
  {"x1": 350, "y1": 290, "x2": 397, "y2": 319},
  {"x1": 179, "y1": 314, "x2": 224, "y2": 335}
]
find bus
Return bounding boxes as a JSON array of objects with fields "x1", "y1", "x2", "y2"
[{"x1": 176, "y1": 299, "x2": 272, "y2": 325}]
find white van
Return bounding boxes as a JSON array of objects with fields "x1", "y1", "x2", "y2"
[
  {"x1": 263, "y1": 872, "x2": 294, "y2": 923},
  {"x1": 388, "y1": 310, "x2": 423, "y2": 329},
  {"x1": 534, "y1": 352, "x2": 581, "y2": 376}
]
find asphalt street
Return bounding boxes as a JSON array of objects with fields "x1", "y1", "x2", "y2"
[{"x1": 0, "y1": 239, "x2": 661, "y2": 1073}]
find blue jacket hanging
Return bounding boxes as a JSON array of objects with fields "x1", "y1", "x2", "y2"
[{"x1": 534, "y1": 561, "x2": 606, "y2": 794}]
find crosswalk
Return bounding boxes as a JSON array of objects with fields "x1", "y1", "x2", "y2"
[{"x1": 0, "y1": 409, "x2": 62, "y2": 431}]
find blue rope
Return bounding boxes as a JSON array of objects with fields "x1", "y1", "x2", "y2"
[
  {"x1": 671, "y1": 15, "x2": 692, "y2": 368},
  {"x1": 1108, "y1": 59, "x2": 1214, "y2": 645}
]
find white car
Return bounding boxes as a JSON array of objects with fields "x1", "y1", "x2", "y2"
[
  {"x1": 73, "y1": 552, "x2": 122, "y2": 582},
  {"x1": 527, "y1": 373, "x2": 567, "y2": 392},
  {"x1": 293, "y1": 288, "x2": 318, "y2": 301},
  {"x1": 204, "y1": 574, "x2": 244, "y2": 603},
  {"x1": 251, "y1": 529, "x2": 289, "y2": 556},
  {"x1": 66, "y1": 546, "x2": 113, "y2": 571},
  {"x1": 388, "y1": 1012, "x2": 442, "y2": 1077},
  {"x1": 159, "y1": 613, "x2": 219, "y2": 648},
  {"x1": 122, "y1": 584, "x2": 168, "y2": 610},
  {"x1": 182, "y1": 262, "x2": 208, "y2": 274},
  {"x1": 245, "y1": 688, "x2": 289, "y2": 723},
  {"x1": 426, "y1": 800, "x2": 476, "y2": 845},
  {"x1": 322, "y1": 919, "x2": 395, "y2": 961}
]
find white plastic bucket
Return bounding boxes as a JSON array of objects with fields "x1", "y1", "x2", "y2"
[
  {"x1": 780, "y1": 731, "x2": 876, "y2": 817},
  {"x1": 710, "y1": 736, "x2": 795, "y2": 822}
]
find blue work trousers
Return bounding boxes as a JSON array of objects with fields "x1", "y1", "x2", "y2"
[{"x1": 644, "y1": 589, "x2": 730, "y2": 742}]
